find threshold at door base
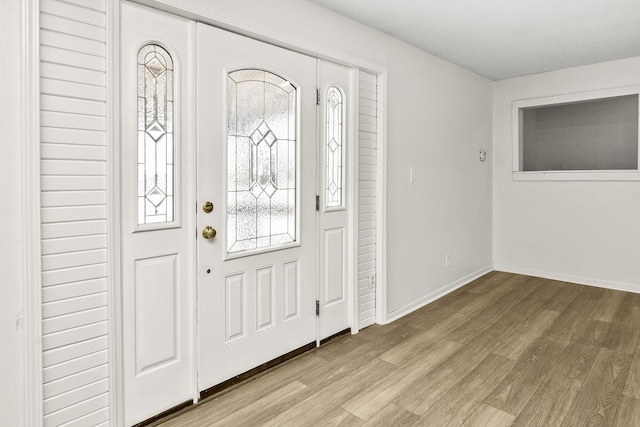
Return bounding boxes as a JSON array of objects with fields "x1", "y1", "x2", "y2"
[
  {"x1": 319, "y1": 328, "x2": 350, "y2": 347},
  {"x1": 132, "y1": 399, "x2": 192, "y2": 427},
  {"x1": 199, "y1": 341, "x2": 316, "y2": 402}
]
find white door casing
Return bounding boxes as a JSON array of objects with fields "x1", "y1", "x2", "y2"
[
  {"x1": 120, "y1": 4, "x2": 194, "y2": 425},
  {"x1": 317, "y1": 60, "x2": 354, "y2": 340},
  {"x1": 196, "y1": 23, "x2": 318, "y2": 390}
]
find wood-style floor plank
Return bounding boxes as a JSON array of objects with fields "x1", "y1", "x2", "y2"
[
  {"x1": 562, "y1": 348, "x2": 632, "y2": 427},
  {"x1": 417, "y1": 353, "x2": 515, "y2": 425},
  {"x1": 614, "y1": 395, "x2": 640, "y2": 427},
  {"x1": 624, "y1": 340, "x2": 640, "y2": 399},
  {"x1": 343, "y1": 338, "x2": 461, "y2": 420},
  {"x1": 156, "y1": 272, "x2": 640, "y2": 427},
  {"x1": 462, "y1": 404, "x2": 515, "y2": 427},
  {"x1": 603, "y1": 292, "x2": 640, "y2": 354},
  {"x1": 362, "y1": 403, "x2": 419, "y2": 426},
  {"x1": 484, "y1": 336, "x2": 566, "y2": 416}
]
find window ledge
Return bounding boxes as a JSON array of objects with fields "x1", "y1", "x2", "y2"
[{"x1": 512, "y1": 170, "x2": 640, "y2": 181}]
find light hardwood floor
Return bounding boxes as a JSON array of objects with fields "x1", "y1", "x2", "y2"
[{"x1": 156, "y1": 271, "x2": 640, "y2": 426}]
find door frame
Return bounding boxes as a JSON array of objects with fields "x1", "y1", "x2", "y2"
[{"x1": 106, "y1": 1, "x2": 388, "y2": 424}]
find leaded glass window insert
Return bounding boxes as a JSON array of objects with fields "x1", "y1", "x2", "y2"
[
  {"x1": 325, "y1": 86, "x2": 344, "y2": 208},
  {"x1": 227, "y1": 69, "x2": 297, "y2": 253},
  {"x1": 137, "y1": 44, "x2": 174, "y2": 225}
]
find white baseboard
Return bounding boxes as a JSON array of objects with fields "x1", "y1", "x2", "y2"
[
  {"x1": 493, "y1": 264, "x2": 640, "y2": 295},
  {"x1": 385, "y1": 265, "x2": 494, "y2": 324}
]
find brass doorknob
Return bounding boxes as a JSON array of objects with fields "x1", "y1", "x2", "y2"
[{"x1": 202, "y1": 226, "x2": 217, "y2": 239}]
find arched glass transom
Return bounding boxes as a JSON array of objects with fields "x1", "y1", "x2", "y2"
[
  {"x1": 227, "y1": 69, "x2": 297, "y2": 253},
  {"x1": 137, "y1": 44, "x2": 174, "y2": 225},
  {"x1": 325, "y1": 86, "x2": 344, "y2": 208}
]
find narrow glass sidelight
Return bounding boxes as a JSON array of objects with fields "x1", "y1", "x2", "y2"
[
  {"x1": 227, "y1": 69, "x2": 297, "y2": 253},
  {"x1": 137, "y1": 44, "x2": 175, "y2": 225},
  {"x1": 325, "y1": 86, "x2": 344, "y2": 208}
]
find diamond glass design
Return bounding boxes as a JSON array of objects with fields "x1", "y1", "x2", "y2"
[
  {"x1": 145, "y1": 55, "x2": 166, "y2": 77},
  {"x1": 325, "y1": 87, "x2": 344, "y2": 208},
  {"x1": 146, "y1": 186, "x2": 166, "y2": 207},
  {"x1": 227, "y1": 69, "x2": 297, "y2": 253},
  {"x1": 146, "y1": 121, "x2": 166, "y2": 141},
  {"x1": 137, "y1": 44, "x2": 175, "y2": 225}
]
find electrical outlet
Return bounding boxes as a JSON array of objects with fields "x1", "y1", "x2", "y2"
[
  {"x1": 445, "y1": 255, "x2": 451, "y2": 268},
  {"x1": 368, "y1": 272, "x2": 376, "y2": 289},
  {"x1": 409, "y1": 167, "x2": 416, "y2": 182}
]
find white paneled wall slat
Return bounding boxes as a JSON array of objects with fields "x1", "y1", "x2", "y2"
[
  {"x1": 41, "y1": 127, "x2": 106, "y2": 145},
  {"x1": 41, "y1": 94, "x2": 106, "y2": 116},
  {"x1": 43, "y1": 350, "x2": 108, "y2": 384},
  {"x1": 41, "y1": 160, "x2": 106, "y2": 176},
  {"x1": 41, "y1": 143, "x2": 107, "y2": 161},
  {"x1": 40, "y1": 0, "x2": 106, "y2": 28},
  {"x1": 40, "y1": 29, "x2": 106, "y2": 57},
  {"x1": 58, "y1": 407, "x2": 110, "y2": 427},
  {"x1": 41, "y1": 205, "x2": 107, "y2": 223},
  {"x1": 41, "y1": 46, "x2": 106, "y2": 72},
  {"x1": 41, "y1": 190, "x2": 106, "y2": 207},
  {"x1": 42, "y1": 321, "x2": 108, "y2": 352},
  {"x1": 42, "y1": 176, "x2": 107, "y2": 191},
  {"x1": 41, "y1": 78, "x2": 106, "y2": 102},
  {"x1": 42, "y1": 292, "x2": 107, "y2": 318},
  {"x1": 43, "y1": 379, "x2": 109, "y2": 415},
  {"x1": 42, "y1": 235, "x2": 107, "y2": 256},
  {"x1": 43, "y1": 392, "x2": 109, "y2": 426},
  {"x1": 42, "y1": 307, "x2": 108, "y2": 335},
  {"x1": 42, "y1": 278, "x2": 107, "y2": 304},
  {"x1": 62, "y1": 0, "x2": 107, "y2": 13},
  {"x1": 41, "y1": 62, "x2": 106, "y2": 87},
  {"x1": 42, "y1": 337, "x2": 108, "y2": 370},
  {"x1": 42, "y1": 248, "x2": 107, "y2": 271},
  {"x1": 40, "y1": 13, "x2": 106, "y2": 43},
  {"x1": 41, "y1": 220, "x2": 107, "y2": 240},
  {"x1": 41, "y1": 111, "x2": 106, "y2": 131},
  {"x1": 43, "y1": 364, "x2": 108, "y2": 400}
]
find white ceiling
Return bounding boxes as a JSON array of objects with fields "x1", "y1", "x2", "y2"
[{"x1": 308, "y1": 0, "x2": 640, "y2": 80}]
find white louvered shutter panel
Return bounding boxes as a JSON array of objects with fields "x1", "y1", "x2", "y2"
[
  {"x1": 358, "y1": 71, "x2": 377, "y2": 329},
  {"x1": 39, "y1": 0, "x2": 110, "y2": 425}
]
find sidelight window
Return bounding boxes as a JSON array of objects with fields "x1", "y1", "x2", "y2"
[
  {"x1": 137, "y1": 44, "x2": 175, "y2": 225},
  {"x1": 325, "y1": 86, "x2": 344, "y2": 209}
]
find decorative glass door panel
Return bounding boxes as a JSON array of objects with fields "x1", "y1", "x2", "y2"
[{"x1": 227, "y1": 70, "x2": 297, "y2": 253}]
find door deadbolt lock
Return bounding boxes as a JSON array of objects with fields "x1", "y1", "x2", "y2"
[
  {"x1": 203, "y1": 201, "x2": 214, "y2": 213},
  {"x1": 202, "y1": 226, "x2": 217, "y2": 239}
]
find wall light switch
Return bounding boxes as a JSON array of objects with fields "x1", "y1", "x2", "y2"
[
  {"x1": 479, "y1": 149, "x2": 487, "y2": 161},
  {"x1": 409, "y1": 167, "x2": 416, "y2": 182}
]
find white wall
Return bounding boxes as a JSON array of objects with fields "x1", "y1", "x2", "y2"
[
  {"x1": 493, "y1": 56, "x2": 640, "y2": 292},
  {"x1": 0, "y1": 0, "x2": 25, "y2": 425},
  {"x1": 152, "y1": 0, "x2": 494, "y2": 318}
]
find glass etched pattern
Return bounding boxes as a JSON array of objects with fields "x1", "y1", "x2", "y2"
[
  {"x1": 137, "y1": 44, "x2": 174, "y2": 225},
  {"x1": 227, "y1": 70, "x2": 297, "y2": 253},
  {"x1": 325, "y1": 87, "x2": 343, "y2": 208}
]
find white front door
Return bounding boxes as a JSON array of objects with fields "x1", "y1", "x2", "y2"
[
  {"x1": 196, "y1": 23, "x2": 318, "y2": 390},
  {"x1": 120, "y1": 4, "x2": 194, "y2": 425},
  {"x1": 317, "y1": 60, "x2": 354, "y2": 340}
]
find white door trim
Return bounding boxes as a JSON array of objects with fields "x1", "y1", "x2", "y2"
[
  {"x1": 376, "y1": 73, "x2": 388, "y2": 325},
  {"x1": 106, "y1": 0, "x2": 124, "y2": 425},
  {"x1": 22, "y1": 0, "x2": 44, "y2": 425}
]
